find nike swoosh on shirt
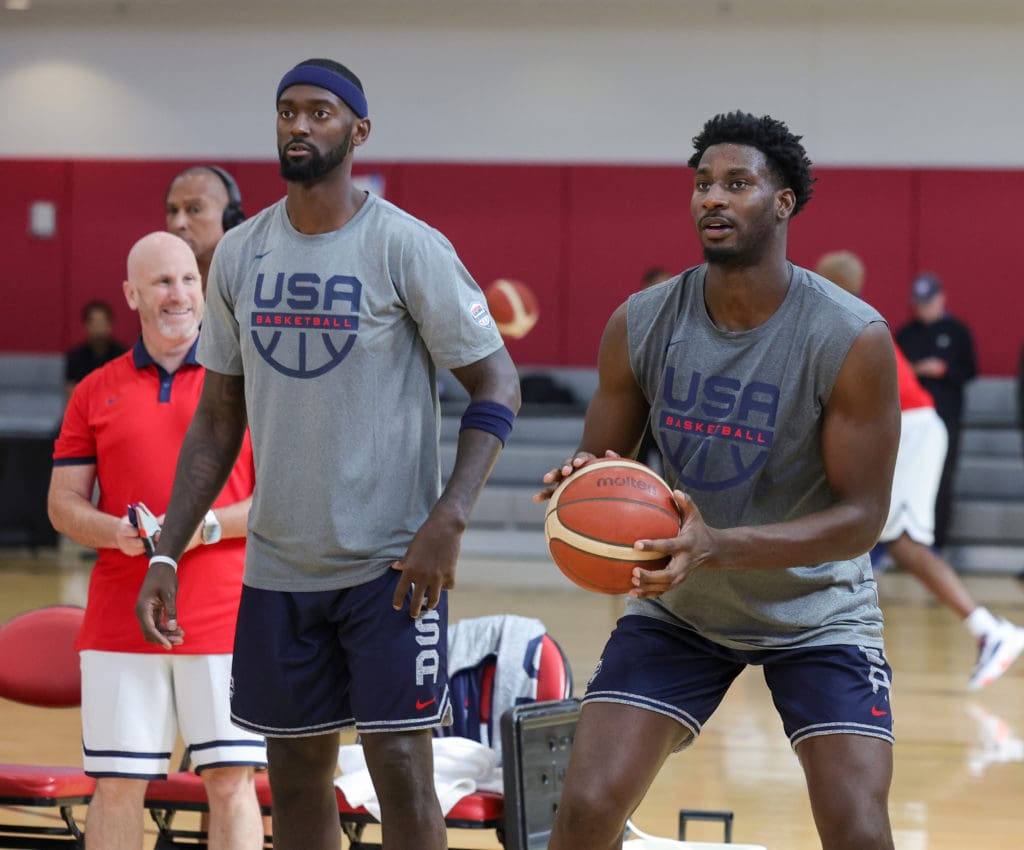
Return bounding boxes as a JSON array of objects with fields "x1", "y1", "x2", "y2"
[{"x1": 416, "y1": 698, "x2": 437, "y2": 710}]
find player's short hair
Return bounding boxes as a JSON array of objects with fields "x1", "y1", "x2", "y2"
[{"x1": 687, "y1": 111, "x2": 816, "y2": 216}]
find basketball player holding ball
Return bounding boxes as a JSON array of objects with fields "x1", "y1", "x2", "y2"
[
  {"x1": 136, "y1": 58, "x2": 520, "y2": 850},
  {"x1": 539, "y1": 112, "x2": 901, "y2": 850}
]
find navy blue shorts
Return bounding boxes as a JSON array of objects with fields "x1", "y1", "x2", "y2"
[
  {"x1": 230, "y1": 570, "x2": 450, "y2": 737},
  {"x1": 585, "y1": 614, "x2": 894, "y2": 749}
]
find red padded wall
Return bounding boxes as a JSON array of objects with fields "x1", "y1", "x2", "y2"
[
  {"x1": 385, "y1": 164, "x2": 568, "y2": 364},
  {"x1": 1, "y1": 160, "x2": 72, "y2": 351},
  {"x1": 0, "y1": 158, "x2": 1017, "y2": 374},
  {"x1": 788, "y1": 168, "x2": 918, "y2": 335},
  {"x1": 913, "y1": 169, "x2": 1024, "y2": 375},
  {"x1": 563, "y1": 165, "x2": 702, "y2": 366}
]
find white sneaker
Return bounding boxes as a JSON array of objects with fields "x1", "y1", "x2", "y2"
[{"x1": 968, "y1": 619, "x2": 1024, "y2": 691}]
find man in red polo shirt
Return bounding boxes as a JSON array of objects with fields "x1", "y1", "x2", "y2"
[{"x1": 48, "y1": 231, "x2": 265, "y2": 850}]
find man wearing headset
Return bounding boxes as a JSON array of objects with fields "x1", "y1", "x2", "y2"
[
  {"x1": 166, "y1": 165, "x2": 270, "y2": 842},
  {"x1": 166, "y1": 165, "x2": 246, "y2": 291}
]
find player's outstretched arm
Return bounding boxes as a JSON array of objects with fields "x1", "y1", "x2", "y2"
[
  {"x1": 136, "y1": 370, "x2": 248, "y2": 648},
  {"x1": 631, "y1": 321, "x2": 900, "y2": 596},
  {"x1": 391, "y1": 347, "x2": 520, "y2": 617},
  {"x1": 536, "y1": 302, "x2": 650, "y2": 500}
]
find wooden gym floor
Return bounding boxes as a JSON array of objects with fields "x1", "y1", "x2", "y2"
[{"x1": 2, "y1": 544, "x2": 1023, "y2": 849}]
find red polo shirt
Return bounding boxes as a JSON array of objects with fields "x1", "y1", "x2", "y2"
[{"x1": 54, "y1": 339, "x2": 254, "y2": 654}]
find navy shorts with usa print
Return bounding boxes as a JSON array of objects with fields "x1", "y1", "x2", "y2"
[
  {"x1": 230, "y1": 570, "x2": 451, "y2": 738},
  {"x1": 584, "y1": 614, "x2": 894, "y2": 749}
]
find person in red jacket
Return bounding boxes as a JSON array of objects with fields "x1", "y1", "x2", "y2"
[
  {"x1": 817, "y1": 251, "x2": 1024, "y2": 690},
  {"x1": 48, "y1": 231, "x2": 265, "y2": 850}
]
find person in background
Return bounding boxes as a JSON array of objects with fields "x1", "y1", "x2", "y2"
[
  {"x1": 895, "y1": 272, "x2": 977, "y2": 550},
  {"x1": 166, "y1": 165, "x2": 246, "y2": 291},
  {"x1": 165, "y1": 163, "x2": 267, "y2": 840},
  {"x1": 64, "y1": 299, "x2": 127, "y2": 400},
  {"x1": 818, "y1": 250, "x2": 1024, "y2": 690},
  {"x1": 640, "y1": 266, "x2": 672, "y2": 289},
  {"x1": 49, "y1": 232, "x2": 265, "y2": 850}
]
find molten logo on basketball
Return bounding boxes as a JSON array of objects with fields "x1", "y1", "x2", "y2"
[
  {"x1": 657, "y1": 366, "x2": 779, "y2": 492},
  {"x1": 249, "y1": 272, "x2": 361, "y2": 378},
  {"x1": 596, "y1": 476, "x2": 659, "y2": 497}
]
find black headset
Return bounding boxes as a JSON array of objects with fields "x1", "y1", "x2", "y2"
[{"x1": 203, "y1": 165, "x2": 246, "y2": 231}]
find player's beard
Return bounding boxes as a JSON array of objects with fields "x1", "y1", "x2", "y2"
[
  {"x1": 702, "y1": 203, "x2": 776, "y2": 268},
  {"x1": 279, "y1": 128, "x2": 353, "y2": 184}
]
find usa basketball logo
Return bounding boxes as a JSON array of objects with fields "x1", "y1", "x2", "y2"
[
  {"x1": 657, "y1": 366, "x2": 779, "y2": 492},
  {"x1": 249, "y1": 271, "x2": 361, "y2": 378},
  {"x1": 468, "y1": 301, "x2": 493, "y2": 328}
]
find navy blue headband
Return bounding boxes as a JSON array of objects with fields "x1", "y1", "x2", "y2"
[{"x1": 276, "y1": 65, "x2": 368, "y2": 118}]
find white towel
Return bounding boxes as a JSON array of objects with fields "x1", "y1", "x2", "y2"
[{"x1": 335, "y1": 736, "x2": 503, "y2": 820}]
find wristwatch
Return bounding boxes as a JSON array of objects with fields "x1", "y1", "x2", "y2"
[{"x1": 201, "y1": 509, "x2": 222, "y2": 545}]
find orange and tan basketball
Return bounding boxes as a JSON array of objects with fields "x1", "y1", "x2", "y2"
[
  {"x1": 544, "y1": 458, "x2": 681, "y2": 595},
  {"x1": 484, "y1": 278, "x2": 539, "y2": 339}
]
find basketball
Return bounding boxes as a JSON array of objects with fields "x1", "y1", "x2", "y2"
[
  {"x1": 484, "y1": 278, "x2": 539, "y2": 339},
  {"x1": 544, "y1": 458, "x2": 681, "y2": 594}
]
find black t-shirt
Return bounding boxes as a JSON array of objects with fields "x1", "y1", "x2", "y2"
[
  {"x1": 895, "y1": 315, "x2": 976, "y2": 423},
  {"x1": 64, "y1": 340, "x2": 128, "y2": 384}
]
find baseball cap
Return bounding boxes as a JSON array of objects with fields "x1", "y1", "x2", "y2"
[{"x1": 911, "y1": 272, "x2": 943, "y2": 304}]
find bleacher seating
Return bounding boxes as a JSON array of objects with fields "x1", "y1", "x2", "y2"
[
  {"x1": 0, "y1": 354, "x2": 64, "y2": 548},
  {"x1": 0, "y1": 355, "x2": 64, "y2": 438},
  {"x1": 948, "y1": 377, "x2": 1024, "y2": 573}
]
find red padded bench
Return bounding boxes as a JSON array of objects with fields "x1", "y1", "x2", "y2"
[{"x1": 0, "y1": 606, "x2": 92, "y2": 849}]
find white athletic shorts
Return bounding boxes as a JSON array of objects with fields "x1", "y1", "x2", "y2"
[
  {"x1": 80, "y1": 651, "x2": 267, "y2": 778},
  {"x1": 879, "y1": 407, "x2": 948, "y2": 547}
]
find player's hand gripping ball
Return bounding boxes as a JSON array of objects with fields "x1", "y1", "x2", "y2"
[
  {"x1": 484, "y1": 278, "x2": 539, "y2": 340},
  {"x1": 544, "y1": 458, "x2": 682, "y2": 594}
]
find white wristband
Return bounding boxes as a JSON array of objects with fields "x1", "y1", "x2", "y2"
[{"x1": 149, "y1": 555, "x2": 178, "y2": 573}]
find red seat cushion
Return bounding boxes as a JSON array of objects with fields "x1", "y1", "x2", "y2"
[
  {"x1": 0, "y1": 606, "x2": 85, "y2": 708},
  {"x1": 334, "y1": 785, "x2": 504, "y2": 823},
  {"x1": 0, "y1": 764, "x2": 95, "y2": 801},
  {"x1": 144, "y1": 772, "x2": 209, "y2": 806},
  {"x1": 445, "y1": 790, "x2": 504, "y2": 822},
  {"x1": 145, "y1": 771, "x2": 274, "y2": 808},
  {"x1": 149, "y1": 771, "x2": 503, "y2": 826}
]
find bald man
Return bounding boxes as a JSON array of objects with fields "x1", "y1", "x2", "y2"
[
  {"x1": 816, "y1": 250, "x2": 1024, "y2": 690},
  {"x1": 48, "y1": 232, "x2": 266, "y2": 849},
  {"x1": 166, "y1": 167, "x2": 245, "y2": 289}
]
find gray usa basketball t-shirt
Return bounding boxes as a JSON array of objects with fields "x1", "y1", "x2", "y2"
[
  {"x1": 200, "y1": 194, "x2": 504, "y2": 591},
  {"x1": 625, "y1": 264, "x2": 888, "y2": 650}
]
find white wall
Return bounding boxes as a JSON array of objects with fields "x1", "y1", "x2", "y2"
[{"x1": 3, "y1": 0, "x2": 1024, "y2": 166}]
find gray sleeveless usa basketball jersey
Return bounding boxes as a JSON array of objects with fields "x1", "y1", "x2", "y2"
[
  {"x1": 199, "y1": 194, "x2": 504, "y2": 591},
  {"x1": 625, "y1": 263, "x2": 888, "y2": 650}
]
